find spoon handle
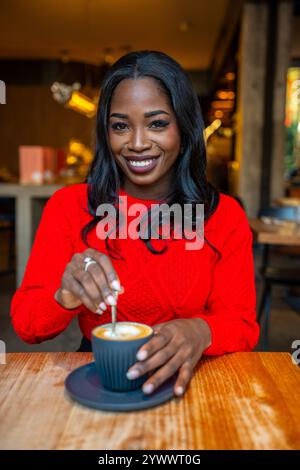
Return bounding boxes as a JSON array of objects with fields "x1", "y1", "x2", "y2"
[{"x1": 111, "y1": 290, "x2": 119, "y2": 336}]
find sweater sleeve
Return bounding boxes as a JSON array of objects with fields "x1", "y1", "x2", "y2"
[
  {"x1": 192, "y1": 204, "x2": 260, "y2": 355},
  {"x1": 10, "y1": 188, "x2": 83, "y2": 344}
]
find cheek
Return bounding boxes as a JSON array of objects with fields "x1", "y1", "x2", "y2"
[
  {"x1": 108, "y1": 131, "x2": 124, "y2": 154},
  {"x1": 160, "y1": 126, "x2": 181, "y2": 153}
]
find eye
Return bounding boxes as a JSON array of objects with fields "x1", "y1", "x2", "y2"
[
  {"x1": 149, "y1": 120, "x2": 170, "y2": 129},
  {"x1": 111, "y1": 122, "x2": 129, "y2": 131}
]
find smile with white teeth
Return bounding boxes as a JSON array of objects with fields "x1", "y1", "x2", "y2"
[{"x1": 128, "y1": 159, "x2": 154, "y2": 167}]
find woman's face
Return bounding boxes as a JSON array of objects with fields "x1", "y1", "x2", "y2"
[{"x1": 108, "y1": 77, "x2": 181, "y2": 198}]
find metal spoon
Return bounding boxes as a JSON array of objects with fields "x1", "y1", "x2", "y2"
[{"x1": 111, "y1": 289, "x2": 119, "y2": 337}]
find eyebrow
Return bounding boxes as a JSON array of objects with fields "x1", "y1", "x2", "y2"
[{"x1": 110, "y1": 110, "x2": 170, "y2": 119}]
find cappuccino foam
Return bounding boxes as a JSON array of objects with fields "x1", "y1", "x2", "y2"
[{"x1": 94, "y1": 322, "x2": 152, "y2": 341}]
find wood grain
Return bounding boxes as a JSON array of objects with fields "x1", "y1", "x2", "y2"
[{"x1": 0, "y1": 352, "x2": 299, "y2": 450}]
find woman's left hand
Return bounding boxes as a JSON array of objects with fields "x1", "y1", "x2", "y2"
[{"x1": 126, "y1": 318, "x2": 212, "y2": 397}]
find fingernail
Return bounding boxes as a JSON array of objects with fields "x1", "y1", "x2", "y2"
[
  {"x1": 106, "y1": 295, "x2": 116, "y2": 306},
  {"x1": 175, "y1": 386, "x2": 184, "y2": 396},
  {"x1": 136, "y1": 350, "x2": 148, "y2": 361},
  {"x1": 99, "y1": 302, "x2": 107, "y2": 311},
  {"x1": 96, "y1": 308, "x2": 103, "y2": 315},
  {"x1": 143, "y1": 383, "x2": 154, "y2": 394},
  {"x1": 126, "y1": 369, "x2": 140, "y2": 380},
  {"x1": 111, "y1": 280, "x2": 121, "y2": 291}
]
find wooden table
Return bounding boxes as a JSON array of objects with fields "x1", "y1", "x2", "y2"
[
  {"x1": 249, "y1": 218, "x2": 300, "y2": 246},
  {"x1": 275, "y1": 197, "x2": 300, "y2": 207},
  {"x1": 0, "y1": 352, "x2": 299, "y2": 450}
]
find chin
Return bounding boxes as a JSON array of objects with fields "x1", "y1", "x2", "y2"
[{"x1": 126, "y1": 174, "x2": 160, "y2": 186}]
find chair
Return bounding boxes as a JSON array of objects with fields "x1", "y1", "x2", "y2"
[
  {"x1": 0, "y1": 197, "x2": 15, "y2": 275},
  {"x1": 257, "y1": 206, "x2": 300, "y2": 350}
]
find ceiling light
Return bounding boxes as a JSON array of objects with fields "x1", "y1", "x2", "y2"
[
  {"x1": 66, "y1": 91, "x2": 96, "y2": 117},
  {"x1": 51, "y1": 81, "x2": 97, "y2": 118}
]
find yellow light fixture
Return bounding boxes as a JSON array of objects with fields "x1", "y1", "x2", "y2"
[
  {"x1": 66, "y1": 155, "x2": 78, "y2": 165},
  {"x1": 204, "y1": 119, "x2": 222, "y2": 140},
  {"x1": 67, "y1": 139, "x2": 93, "y2": 164},
  {"x1": 51, "y1": 82, "x2": 97, "y2": 118},
  {"x1": 65, "y1": 91, "x2": 96, "y2": 118}
]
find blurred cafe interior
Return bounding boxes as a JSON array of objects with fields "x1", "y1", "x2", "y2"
[{"x1": 0, "y1": 0, "x2": 300, "y2": 352}]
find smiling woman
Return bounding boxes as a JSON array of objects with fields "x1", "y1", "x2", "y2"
[{"x1": 10, "y1": 51, "x2": 259, "y2": 398}]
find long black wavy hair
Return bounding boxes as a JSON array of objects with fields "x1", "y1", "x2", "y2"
[{"x1": 81, "y1": 50, "x2": 220, "y2": 258}]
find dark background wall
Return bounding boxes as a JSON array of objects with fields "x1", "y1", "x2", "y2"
[{"x1": 0, "y1": 84, "x2": 96, "y2": 175}]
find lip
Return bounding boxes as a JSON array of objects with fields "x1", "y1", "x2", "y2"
[
  {"x1": 122, "y1": 155, "x2": 161, "y2": 174},
  {"x1": 122, "y1": 155, "x2": 160, "y2": 161}
]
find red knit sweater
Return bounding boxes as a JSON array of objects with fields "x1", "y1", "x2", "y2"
[{"x1": 10, "y1": 183, "x2": 259, "y2": 355}]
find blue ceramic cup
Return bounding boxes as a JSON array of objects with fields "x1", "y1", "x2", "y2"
[{"x1": 92, "y1": 321, "x2": 154, "y2": 392}]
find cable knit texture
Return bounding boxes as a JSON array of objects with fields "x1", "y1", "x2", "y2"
[{"x1": 10, "y1": 183, "x2": 259, "y2": 354}]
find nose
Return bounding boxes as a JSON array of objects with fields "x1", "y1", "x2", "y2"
[{"x1": 127, "y1": 128, "x2": 152, "y2": 153}]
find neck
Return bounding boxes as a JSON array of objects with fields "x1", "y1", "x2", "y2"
[{"x1": 123, "y1": 170, "x2": 175, "y2": 201}]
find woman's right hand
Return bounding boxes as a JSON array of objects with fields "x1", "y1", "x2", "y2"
[{"x1": 54, "y1": 248, "x2": 123, "y2": 314}]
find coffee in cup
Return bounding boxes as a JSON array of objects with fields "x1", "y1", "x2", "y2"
[
  {"x1": 92, "y1": 322, "x2": 153, "y2": 392},
  {"x1": 93, "y1": 322, "x2": 152, "y2": 341}
]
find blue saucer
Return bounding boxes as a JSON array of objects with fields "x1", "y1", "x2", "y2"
[{"x1": 65, "y1": 362, "x2": 178, "y2": 412}]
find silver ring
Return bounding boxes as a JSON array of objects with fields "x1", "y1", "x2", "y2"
[{"x1": 83, "y1": 256, "x2": 97, "y2": 272}]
